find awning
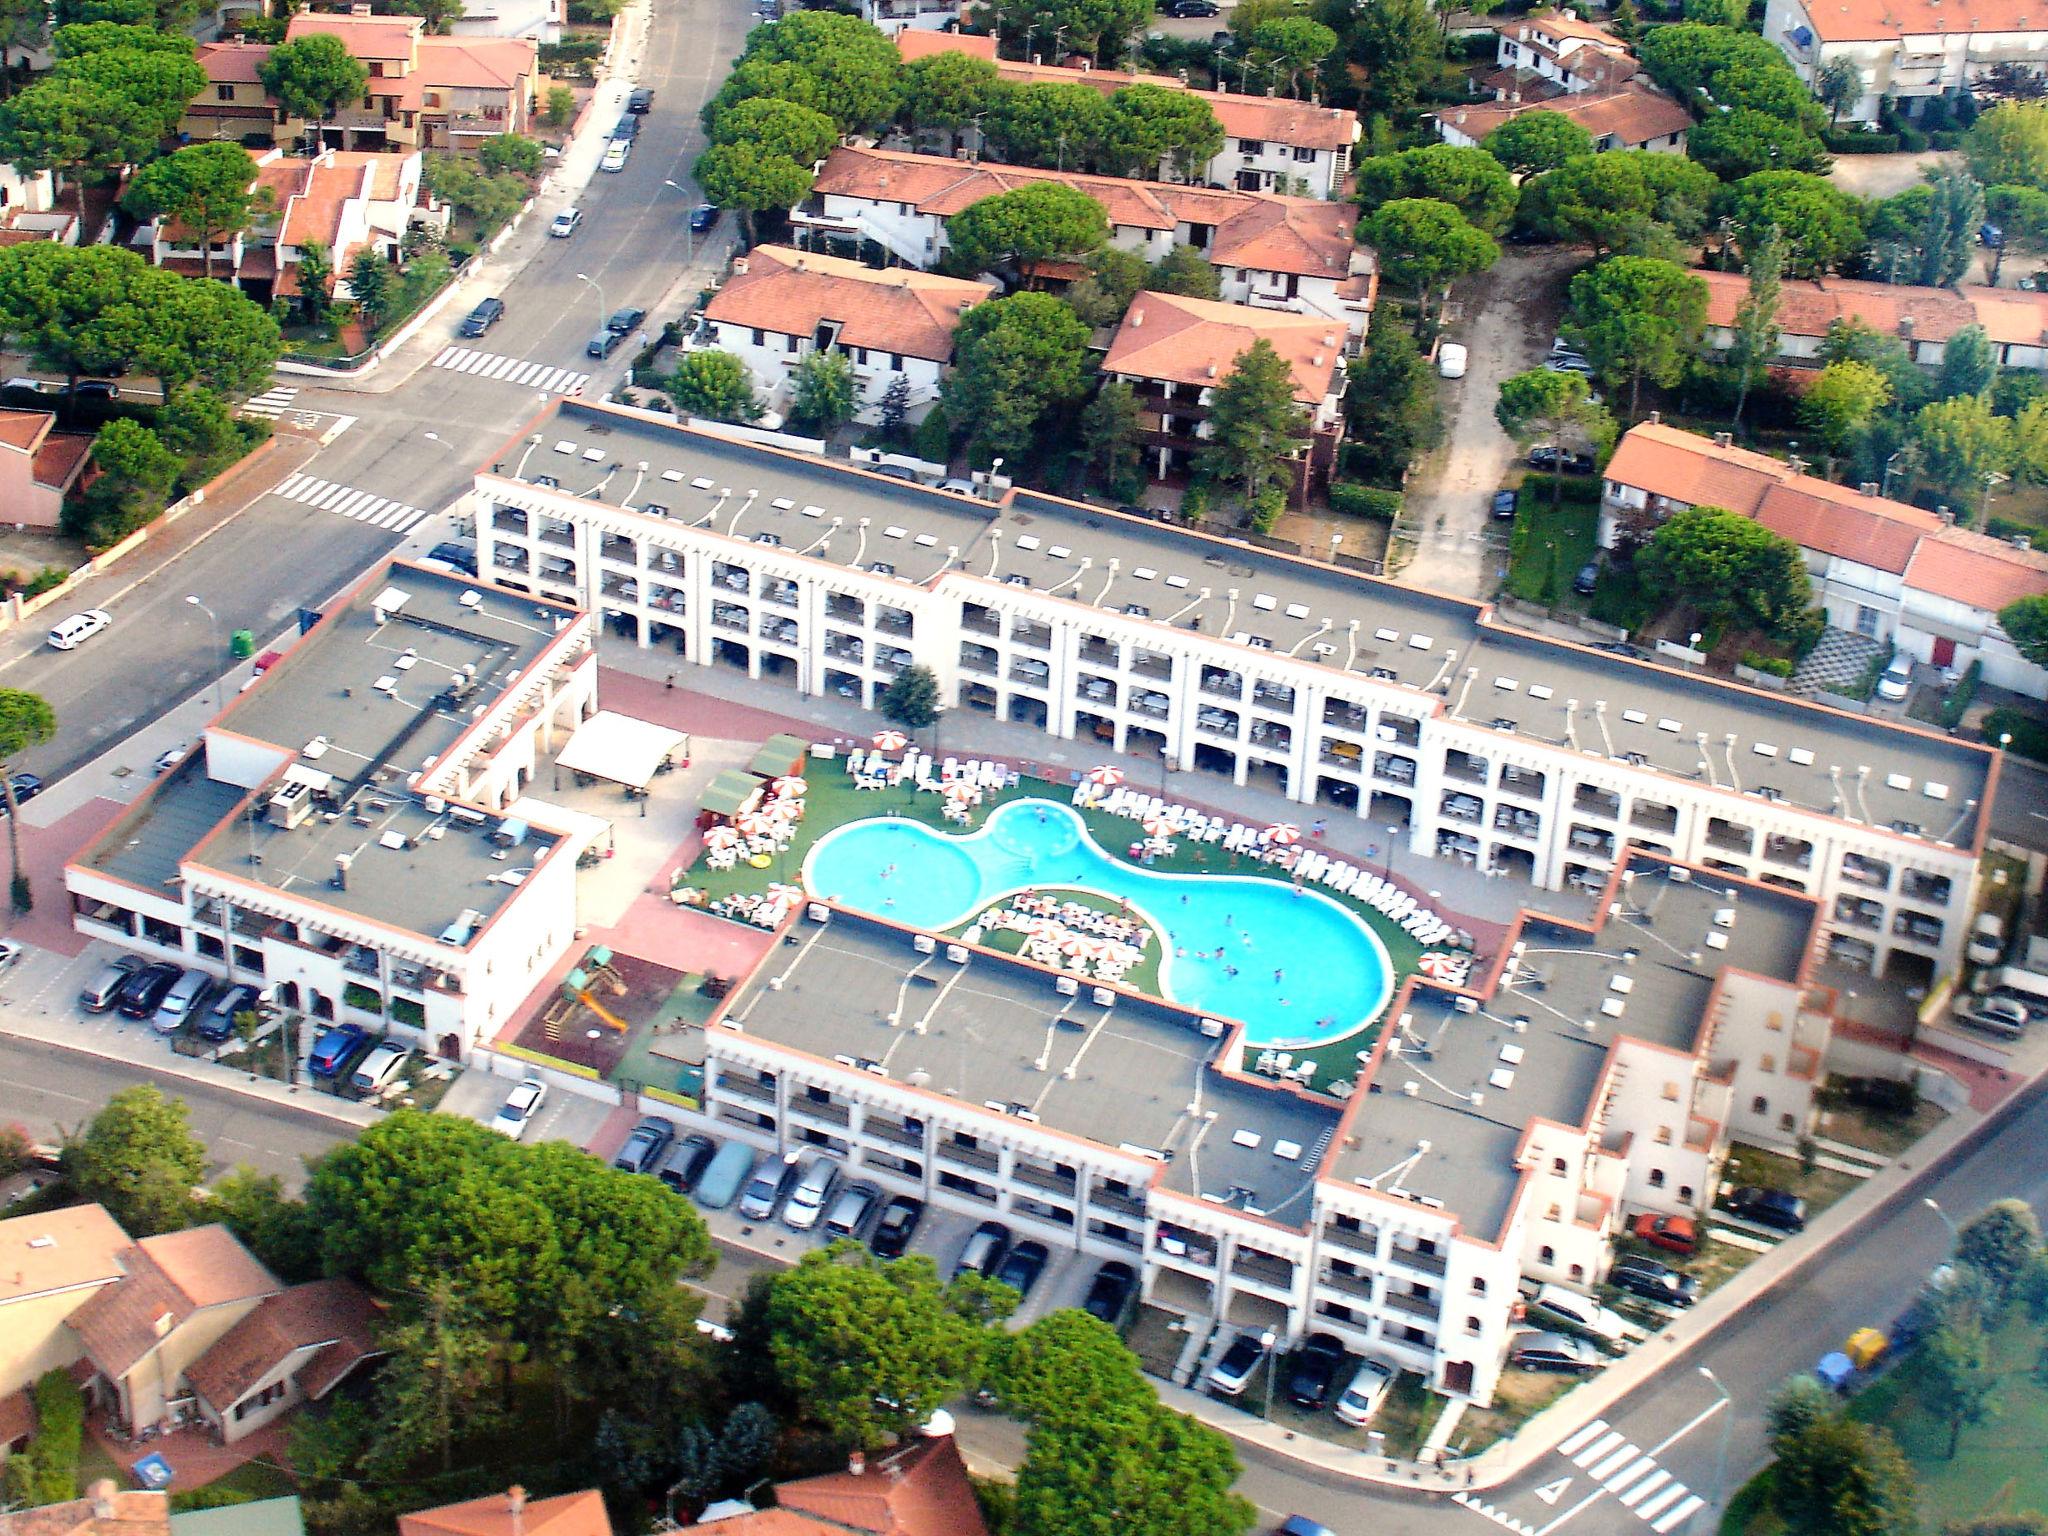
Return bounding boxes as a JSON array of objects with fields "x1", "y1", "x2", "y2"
[
  {"x1": 556, "y1": 711, "x2": 688, "y2": 790},
  {"x1": 701, "y1": 768, "x2": 764, "y2": 818},
  {"x1": 747, "y1": 732, "x2": 810, "y2": 778}
]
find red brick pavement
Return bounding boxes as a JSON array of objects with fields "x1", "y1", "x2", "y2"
[{"x1": 1, "y1": 797, "x2": 126, "y2": 954}]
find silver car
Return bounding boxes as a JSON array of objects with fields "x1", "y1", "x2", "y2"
[{"x1": 490, "y1": 1077, "x2": 547, "y2": 1138}]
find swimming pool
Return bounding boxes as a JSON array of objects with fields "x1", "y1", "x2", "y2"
[{"x1": 803, "y1": 798, "x2": 1393, "y2": 1049}]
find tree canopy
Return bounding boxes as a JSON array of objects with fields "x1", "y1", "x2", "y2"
[
  {"x1": 259, "y1": 33, "x2": 369, "y2": 121},
  {"x1": 2001, "y1": 594, "x2": 2048, "y2": 668},
  {"x1": 704, "y1": 11, "x2": 902, "y2": 135},
  {"x1": 1517, "y1": 151, "x2": 1716, "y2": 254},
  {"x1": 1563, "y1": 254, "x2": 1707, "y2": 416},
  {"x1": 1770, "y1": 1413, "x2": 1918, "y2": 1536},
  {"x1": 1356, "y1": 143, "x2": 1518, "y2": 234},
  {"x1": 1717, "y1": 171, "x2": 1866, "y2": 278},
  {"x1": 941, "y1": 290, "x2": 1093, "y2": 464},
  {"x1": 1967, "y1": 103, "x2": 2048, "y2": 191},
  {"x1": 901, "y1": 51, "x2": 1000, "y2": 134},
  {"x1": 979, "y1": 0, "x2": 1155, "y2": 61},
  {"x1": 983, "y1": 81, "x2": 1110, "y2": 172},
  {"x1": 1199, "y1": 337, "x2": 1306, "y2": 504},
  {"x1": 946, "y1": 182, "x2": 1109, "y2": 275},
  {"x1": 1483, "y1": 110, "x2": 1594, "y2": 177},
  {"x1": 1360, "y1": 198, "x2": 1498, "y2": 328},
  {"x1": 1914, "y1": 394, "x2": 2015, "y2": 506},
  {"x1": 668, "y1": 349, "x2": 762, "y2": 423},
  {"x1": 1099, "y1": 84, "x2": 1223, "y2": 181},
  {"x1": 1496, "y1": 368, "x2": 1615, "y2": 506},
  {"x1": 62, "y1": 1085, "x2": 206, "y2": 1235},
  {"x1": 1636, "y1": 504, "x2": 1816, "y2": 639},
  {"x1": 123, "y1": 143, "x2": 259, "y2": 283},
  {"x1": 1798, "y1": 360, "x2": 1892, "y2": 455}
]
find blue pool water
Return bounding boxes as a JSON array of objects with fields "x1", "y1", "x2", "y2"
[{"x1": 803, "y1": 798, "x2": 1392, "y2": 1048}]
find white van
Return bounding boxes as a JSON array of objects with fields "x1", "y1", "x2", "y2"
[
  {"x1": 1967, "y1": 913, "x2": 2006, "y2": 967},
  {"x1": 47, "y1": 610, "x2": 111, "y2": 650}
]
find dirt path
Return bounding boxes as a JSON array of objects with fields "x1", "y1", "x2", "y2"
[{"x1": 1391, "y1": 248, "x2": 1583, "y2": 600}]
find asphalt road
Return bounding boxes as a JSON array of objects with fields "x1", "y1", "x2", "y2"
[
  {"x1": 1990, "y1": 754, "x2": 2048, "y2": 855},
  {"x1": 0, "y1": 1033, "x2": 352, "y2": 1188}
]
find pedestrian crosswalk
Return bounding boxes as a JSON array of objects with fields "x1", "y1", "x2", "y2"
[
  {"x1": 1554, "y1": 1419, "x2": 1705, "y2": 1533},
  {"x1": 429, "y1": 346, "x2": 590, "y2": 395},
  {"x1": 271, "y1": 472, "x2": 431, "y2": 534},
  {"x1": 242, "y1": 385, "x2": 300, "y2": 419}
]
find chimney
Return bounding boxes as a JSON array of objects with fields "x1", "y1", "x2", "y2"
[
  {"x1": 1206, "y1": 363, "x2": 1218, "y2": 378},
  {"x1": 1937, "y1": 506, "x2": 1955, "y2": 524},
  {"x1": 1899, "y1": 315, "x2": 1915, "y2": 337},
  {"x1": 349, "y1": 1, "x2": 372, "y2": 12},
  {"x1": 2016, "y1": 534, "x2": 2033, "y2": 550},
  {"x1": 91, "y1": 1482, "x2": 117, "y2": 1521},
  {"x1": 732, "y1": 256, "x2": 749, "y2": 275},
  {"x1": 1788, "y1": 456, "x2": 1808, "y2": 476},
  {"x1": 507, "y1": 1486, "x2": 526, "y2": 1536},
  {"x1": 848, "y1": 1452, "x2": 867, "y2": 1477},
  {"x1": 1649, "y1": 410, "x2": 1661, "y2": 425},
  {"x1": 1859, "y1": 482, "x2": 1880, "y2": 495},
  {"x1": 152, "y1": 1309, "x2": 175, "y2": 1337},
  {"x1": 1713, "y1": 431, "x2": 1732, "y2": 448},
  {"x1": 1129, "y1": 306, "x2": 1143, "y2": 327}
]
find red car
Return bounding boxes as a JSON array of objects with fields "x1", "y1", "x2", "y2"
[{"x1": 1631, "y1": 1213, "x2": 1700, "y2": 1256}]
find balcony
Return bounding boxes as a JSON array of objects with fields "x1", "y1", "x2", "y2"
[
  {"x1": 1009, "y1": 662, "x2": 1050, "y2": 687},
  {"x1": 790, "y1": 1094, "x2": 851, "y2": 1127},
  {"x1": 826, "y1": 594, "x2": 866, "y2": 625},
  {"x1": 1499, "y1": 767, "x2": 1546, "y2": 801},
  {"x1": 1129, "y1": 693, "x2": 1170, "y2": 719},
  {"x1": 492, "y1": 508, "x2": 528, "y2": 535},
  {"x1": 1013, "y1": 1161, "x2": 1078, "y2": 1197},
  {"x1": 866, "y1": 1116, "x2": 925, "y2": 1149},
  {"x1": 938, "y1": 1139, "x2": 999, "y2": 1173},
  {"x1": 1387, "y1": 1244, "x2": 1447, "y2": 1278},
  {"x1": 538, "y1": 520, "x2": 575, "y2": 548},
  {"x1": 1253, "y1": 682, "x2": 1296, "y2": 712},
  {"x1": 962, "y1": 607, "x2": 999, "y2": 637},
  {"x1": 1077, "y1": 675, "x2": 1118, "y2": 707},
  {"x1": 1321, "y1": 742, "x2": 1365, "y2": 770},
  {"x1": 1130, "y1": 648, "x2": 1173, "y2": 681},
  {"x1": 1248, "y1": 723, "x2": 1291, "y2": 753},
  {"x1": 1903, "y1": 871, "x2": 1952, "y2": 904},
  {"x1": 1379, "y1": 715, "x2": 1421, "y2": 747},
  {"x1": 1374, "y1": 752, "x2": 1417, "y2": 786},
  {"x1": 717, "y1": 1072, "x2": 776, "y2": 1104},
  {"x1": 1320, "y1": 1220, "x2": 1379, "y2": 1257},
  {"x1": 1383, "y1": 1288, "x2": 1439, "y2": 1321},
  {"x1": 824, "y1": 634, "x2": 865, "y2": 664},
  {"x1": 1200, "y1": 667, "x2": 1243, "y2": 699},
  {"x1": 1089, "y1": 1181, "x2": 1147, "y2": 1217},
  {"x1": 762, "y1": 579, "x2": 799, "y2": 610},
  {"x1": 1011, "y1": 622, "x2": 1052, "y2": 650},
  {"x1": 1080, "y1": 637, "x2": 1121, "y2": 667},
  {"x1": 1705, "y1": 819, "x2": 1755, "y2": 856},
  {"x1": 1893, "y1": 913, "x2": 1944, "y2": 945},
  {"x1": 1834, "y1": 896, "x2": 1884, "y2": 931},
  {"x1": 1568, "y1": 826, "x2": 1616, "y2": 859},
  {"x1": 1325, "y1": 701, "x2": 1368, "y2": 730},
  {"x1": 1575, "y1": 786, "x2": 1621, "y2": 819},
  {"x1": 1318, "y1": 1266, "x2": 1375, "y2": 1302},
  {"x1": 710, "y1": 607, "x2": 749, "y2": 634},
  {"x1": 1631, "y1": 801, "x2": 1679, "y2": 836},
  {"x1": 1763, "y1": 835, "x2": 1813, "y2": 870},
  {"x1": 1841, "y1": 853, "x2": 1892, "y2": 889},
  {"x1": 1440, "y1": 793, "x2": 1483, "y2": 825},
  {"x1": 1493, "y1": 806, "x2": 1541, "y2": 840},
  {"x1": 1443, "y1": 750, "x2": 1489, "y2": 786},
  {"x1": 877, "y1": 608, "x2": 914, "y2": 637},
  {"x1": 599, "y1": 533, "x2": 637, "y2": 563},
  {"x1": 1230, "y1": 1250, "x2": 1296, "y2": 1290}
]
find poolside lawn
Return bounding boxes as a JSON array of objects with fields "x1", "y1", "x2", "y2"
[
  {"x1": 687, "y1": 761, "x2": 1433, "y2": 1089},
  {"x1": 956, "y1": 887, "x2": 1165, "y2": 997}
]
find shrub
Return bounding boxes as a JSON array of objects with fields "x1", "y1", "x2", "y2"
[
  {"x1": 20, "y1": 565, "x2": 68, "y2": 597},
  {"x1": 1940, "y1": 658, "x2": 1983, "y2": 730},
  {"x1": 1983, "y1": 706, "x2": 2048, "y2": 761},
  {"x1": 1249, "y1": 488, "x2": 1285, "y2": 535},
  {"x1": 1823, "y1": 127, "x2": 1900, "y2": 154},
  {"x1": 1328, "y1": 482, "x2": 1402, "y2": 521},
  {"x1": 1741, "y1": 651, "x2": 1795, "y2": 677},
  {"x1": 341, "y1": 983, "x2": 382, "y2": 1014},
  {"x1": 389, "y1": 998, "x2": 426, "y2": 1029}
]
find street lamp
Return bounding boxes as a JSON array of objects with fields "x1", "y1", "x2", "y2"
[
  {"x1": 186, "y1": 595, "x2": 225, "y2": 717},
  {"x1": 1881, "y1": 448, "x2": 1907, "y2": 499},
  {"x1": 1699, "y1": 1367, "x2": 1732, "y2": 1528},
  {"x1": 422, "y1": 430, "x2": 457, "y2": 455},
  {"x1": 1982, "y1": 470, "x2": 2011, "y2": 525},
  {"x1": 574, "y1": 271, "x2": 608, "y2": 329},
  {"x1": 661, "y1": 180, "x2": 699, "y2": 266},
  {"x1": 1924, "y1": 1196, "x2": 1960, "y2": 1243}
]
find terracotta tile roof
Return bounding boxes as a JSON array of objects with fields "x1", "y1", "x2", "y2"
[
  {"x1": 1107, "y1": 290, "x2": 1343, "y2": 403},
  {"x1": 326, "y1": 149, "x2": 405, "y2": 202},
  {"x1": 197, "y1": 40, "x2": 271, "y2": 83},
  {"x1": 1751, "y1": 481, "x2": 1928, "y2": 573},
  {"x1": 895, "y1": 32, "x2": 1357, "y2": 150},
  {"x1": 1909, "y1": 527, "x2": 2048, "y2": 612},
  {"x1": 67, "y1": 1227, "x2": 278, "y2": 1379},
  {"x1": 0, "y1": 1385, "x2": 33, "y2": 1449},
  {"x1": 184, "y1": 1280, "x2": 384, "y2": 1413},
  {"x1": 1440, "y1": 81, "x2": 1689, "y2": 148},
  {"x1": 1955, "y1": 284, "x2": 2048, "y2": 348},
  {"x1": 1496, "y1": 9, "x2": 1629, "y2": 50},
  {"x1": 771, "y1": 1436, "x2": 988, "y2": 1536},
  {"x1": 7, "y1": 1486, "x2": 171, "y2": 1536},
  {"x1": 285, "y1": 11, "x2": 423, "y2": 58},
  {"x1": 417, "y1": 35, "x2": 535, "y2": 89},
  {"x1": 707, "y1": 245, "x2": 993, "y2": 361},
  {"x1": 32, "y1": 429, "x2": 93, "y2": 491},
  {"x1": 813, "y1": 146, "x2": 1359, "y2": 277},
  {"x1": 0, "y1": 1203, "x2": 130, "y2": 1305},
  {"x1": 1696, "y1": 270, "x2": 1990, "y2": 345},
  {"x1": 0, "y1": 226, "x2": 59, "y2": 245},
  {"x1": 1793, "y1": 0, "x2": 2048, "y2": 42},
  {"x1": 398, "y1": 1489, "x2": 609, "y2": 1536},
  {"x1": 0, "y1": 406, "x2": 51, "y2": 453}
]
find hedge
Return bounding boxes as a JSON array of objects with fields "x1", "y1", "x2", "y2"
[
  {"x1": 1741, "y1": 651, "x2": 1794, "y2": 678},
  {"x1": 1823, "y1": 127, "x2": 1900, "y2": 154},
  {"x1": 1, "y1": 1369, "x2": 86, "y2": 1506},
  {"x1": 1984, "y1": 707, "x2": 2048, "y2": 762},
  {"x1": 1328, "y1": 482, "x2": 1402, "y2": 521},
  {"x1": 1940, "y1": 659, "x2": 1982, "y2": 730}
]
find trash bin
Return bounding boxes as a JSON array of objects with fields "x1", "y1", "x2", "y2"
[{"x1": 231, "y1": 629, "x2": 254, "y2": 659}]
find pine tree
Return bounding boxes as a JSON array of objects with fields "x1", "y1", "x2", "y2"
[
  {"x1": 1728, "y1": 223, "x2": 1785, "y2": 431},
  {"x1": 1198, "y1": 338, "x2": 1303, "y2": 505},
  {"x1": 878, "y1": 374, "x2": 913, "y2": 441}
]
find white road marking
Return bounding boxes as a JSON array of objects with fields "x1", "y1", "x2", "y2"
[
  {"x1": 1557, "y1": 1421, "x2": 1609, "y2": 1457},
  {"x1": 1573, "y1": 1431, "x2": 1626, "y2": 1468},
  {"x1": 1618, "y1": 1471, "x2": 1669, "y2": 1509},
  {"x1": 1650, "y1": 1496, "x2": 1703, "y2": 1533}
]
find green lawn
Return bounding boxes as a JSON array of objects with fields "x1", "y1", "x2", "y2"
[
  {"x1": 683, "y1": 764, "x2": 1430, "y2": 1088},
  {"x1": 170, "y1": 1458, "x2": 297, "y2": 1509},
  {"x1": 961, "y1": 886, "x2": 1165, "y2": 997},
  {"x1": 1720, "y1": 1143, "x2": 1864, "y2": 1221},
  {"x1": 1504, "y1": 483, "x2": 1600, "y2": 607}
]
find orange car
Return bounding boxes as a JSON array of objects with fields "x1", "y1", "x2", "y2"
[{"x1": 1631, "y1": 1213, "x2": 1700, "y2": 1256}]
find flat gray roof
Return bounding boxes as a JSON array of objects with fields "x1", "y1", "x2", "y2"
[
  {"x1": 723, "y1": 911, "x2": 1340, "y2": 1224},
  {"x1": 1327, "y1": 858, "x2": 1819, "y2": 1239},
  {"x1": 79, "y1": 563, "x2": 571, "y2": 942},
  {"x1": 497, "y1": 403, "x2": 1991, "y2": 845}
]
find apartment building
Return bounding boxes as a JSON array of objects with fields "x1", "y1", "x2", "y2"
[
  {"x1": 796, "y1": 146, "x2": 1374, "y2": 341},
  {"x1": 1764, "y1": 0, "x2": 2048, "y2": 121},
  {"x1": 66, "y1": 563, "x2": 601, "y2": 1062},
  {"x1": 1102, "y1": 291, "x2": 1346, "y2": 501},
  {"x1": 473, "y1": 400, "x2": 1990, "y2": 984},
  {"x1": 1485, "y1": 11, "x2": 1640, "y2": 98},
  {"x1": 1434, "y1": 81, "x2": 1691, "y2": 155},
  {"x1": 896, "y1": 32, "x2": 1362, "y2": 199},
  {"x1": 690, "y1": 246, "x2": 993, "y2": 427},
  {"x1": 1696, "y1": 269, "x2": 2048, "y2": 372},
  {"x1": 188, "y1": 11, "x2": 536, "y2": 153},
  {"x1": 1602, "y1": 422, "x2": 2048, "y2": 698}
]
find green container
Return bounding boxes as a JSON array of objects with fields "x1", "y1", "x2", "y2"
[{"x1": 231, "y1": 629, "x2": 255, "y2": 659}]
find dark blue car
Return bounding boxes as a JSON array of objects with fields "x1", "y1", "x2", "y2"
[{"x1": 308, "y1": 1023, "x2": 369, "y2": 1077}]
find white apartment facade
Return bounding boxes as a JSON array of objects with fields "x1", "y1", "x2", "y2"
[{"x1": 1763, "y1": 0, "x2": 2048, "y2": 121}]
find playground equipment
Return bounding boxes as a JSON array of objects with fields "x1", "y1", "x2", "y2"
[{"x1": 543, "y1": 946, "x2": 631, "y2": 1039}]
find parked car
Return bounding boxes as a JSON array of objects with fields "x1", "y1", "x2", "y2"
[
  {"x1": 1960, "y1": 995, "x2": 2029, "y2": 1038},
  {"x1": 115, "y1": 962, "x2": 183, "y2": 1020},
  {"x1": 1508, "y1": 1329, "x2": 1604, "y2": 1372},
  {"x1": 1272, "y1": 1520, "x2": 1336, "y2": 1536},
  {"x1": 822, "y1": 1179, "x2": 881, "y2": 1239},
  {"x1": 550, "y1": 208, "x2": 583, "y2": 238},
  {"x1": 80, "y1": 955, "x2": 145, "y2": 1013},
  {"x1": 152, "y1": 746, "x2": 185, "y2": 776},
  {"x1": 612, "y1": 113, "x2": 639, "y2": 140},
  {"x1": 1206, "y1": 1330, "x2": 1268, "y2": 1397},
  {"x1": 689, "y1": 204, "x2": 719, "y2": 234},
  {"x1": 197, "y1": 980, "x2": 262, "y2": 1042},
  {"x1": 1876, "y1": 653, "x2": 1914, "y2": 702},
  {"x1": 1573, "y1": 561, "x2": 1601, "y2": 596},
  {"x1": 424, "y1": 541, "x2": 479, "y2": 576},
  {"x1": 349, "y1": 1040, "x2": 410, "y2": 1093},
  {"x1": 1528, "y1": 1282, "x2": 1628, "y2": 1340},
  {"x1": 659, "y1": 1132, "x2": 718, "y2": 1192},
  {"x1": 1285, "y1": 1333, "x2": 1347, "y2": 1408},
  {"x1": 47, "y1": 609, "x2": 112, "y2": 650},
  {"x1": 605, "y1": 306, "x2": 647, "y2": 336},
  {"x1": 1529, "y1": 445, "x2": 1596, "y2": 474},
  {"x1": 1630, "y1": 1212, "x2": 1700, "y2": 1255},
  {"x1": 1437, "y1": 342, "x2": 1468, "y2": 379},
  {"x1": 70, "y1": 380, "x2": 120, "y2": 401},
  {"x1": 612, "y1": 1115, "x2": 676, "y2": 1175},
  {"x1": 1334, "y1": 1358, "x2": 1396, "y2": 1426},
  {"x1": 1166, "y1": 0, "x2": 1219, "y2": 13},
  {"x1": 953, "y1": 1220, "x2": 1012, "y2": 1280},
  {"x1": 781, "y1": 1154, "x2": 842, "y2": 1231},
  {"x1": 1967, "y1": 912, "x2": 2008, "y2": 966},
  {"x1": 586, "y1": 328, "x2": 624, "y2": 359},
  {"x1": 601, "y1": 139, "x2": 631, "y2": 173},
  {"x1": 1545, "y1": 354, "x2": 1595, "y2": 377},
  {"x1": 1608, "y1": 1255, "x2": 1698, "y2": 1308},
  {"x1": 1081, "y1": 1260, "x2": 1137, "y2": 1323},
  {"x1": 870, "y1": 1193, "x2": 924, "y2": 1257},
  {"x1": 460, "y1": 297, "x2": 505, "y2": 337},
  {"x1": 150, "y1": 969, "x2": 212, "y2": 1035},
  {"x1": 8, "y1": 772, "x2": 42, "y2": 805},
  {"x1": 628, "y1": 87, "x2": 654, "y2": 112},
  {"x1": 1490, "y1": 490, "x2": 1518, "y2": 520},
  {"x1": 693, "y1": 1140, "x2": 758, "y2": 1210},
  {"x1": 0, "y1": 939, "x2": 17, "y2": 968},
  {"x1": 993, "y1": 1239, "x2": 1049, "y2": 1298},
  {"x1": 1726, "y1": 1185, "x2": 1807, "y2": 1232},
  {"x1": 738, "y1": 1150, "x2": 803, "y2": 1219},
  {"x1": 490, "y1": 1077, "x2": 548, "y2": 1138},
  {"x1": 306, "y1": 1022, "x2": 369, "y2": 1076}
]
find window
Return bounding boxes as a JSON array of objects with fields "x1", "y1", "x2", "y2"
[
  {"x1": 1648, "y1": 1168, "x2": 1665, "y2": 1188},
  {"x1": 1293, "y1": 146, "x2": 1317, "y2": 162},
  {"x1": 216, "y1": 84, "x2": 235, "y2": 101},
  {"x1": 1661, "y1": 1081, "x2": 1680, "y2": 1101},
  {"x1": 1551, "y1": 1156, "x2": 1567, "y2": 1174},
  {"x1": 1546, "y1": 1203, "x2": 1561, "y2": 1222},
  {"x1": 891, "y1": 353, "x2": 904, "y2": 371},
  {"x1": 1239, "y1": 139, "x2": 1265, "y2": 154},
  {"x1": 1471, "y1": 1276, "x2": 1486, "y2": 1294},
  {"x1": 1465, "y1": 1316, "x2": 1482, "y2": 1335},
  {"x1": 751, "y1": 327, "x2": 765, "y2": 346},
  {"x1": 1539, "y1": 1244, "x2": 1555, "y2": 1265},
  {"x1": 1781, "y1": 1111, "x2": 1797, "y2": 1132},
  {"x1": 1752, "y1": 1095, "x2": 1768, "y2": 1115},
  {"x1": 1760, "y1": 1052, "x2": 1777, "y2": 1073},
  {"x1": 1569, "y1": 1263, "x2": 1585, "y2": 1282},
  {"x1": 1654, "y1": 1125, "x2": 1672, "y2": 1146}
]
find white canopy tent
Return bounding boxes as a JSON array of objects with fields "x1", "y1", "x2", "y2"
[{"x1": 555, "y1": 711, "x2": 689, "y2": 790}]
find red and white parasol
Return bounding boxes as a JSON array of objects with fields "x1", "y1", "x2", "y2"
[
  {"x1": 735, "y1": 810, "x2": 779, "y2": 838},
  {"x1": 1263, "y1": 823, "x2": 1301, "y2": 846},
  {"x1": 1059, "y1": 934, "x2": 1095, "y2": 957},
  {"x1": 871, "y1": 729, "x2": 908, "y2": 752},
  {"x1": 703, "y1": 825, "x2": 742, "y2": 851},
  {"x1": 1024, "y1": 917, "x2": 1065, "y2": 943},
  {"x1": 945, "y1": 780, "x2": 981, "y2": 802},
  {"x1": 1142, "y1": 815, "x2": 1175, "y2": 837},
  {"x1": 766, "y1": 883, "x2": 804, "y2": 905},
  {"x1": 771, "y1": 775, "x2": 809, "y2": 796},
  {"x1": 1084, "y1": 765, "x2": 1125, "y2": 788},
  {"x1": 1417, "y1": 952, "x2": 1464, "y2": 982}
]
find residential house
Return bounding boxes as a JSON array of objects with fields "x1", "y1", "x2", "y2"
[
  {"x1": 186, "y1": 8, "x2": 536, "y2": 154},
  {"x1": 1103, "y1": 291, "x2": 1346, "y2": 502},
  {"x1": 691, "y1": 245, "x2": 992, "y2": 427},
  {"x1": 182, "y1": 1280, "x2": 385, "y2": 1445},
  {"x1": 1484, "y1": 12, "x2": 1640, "y2": 99},
  {"x1": 897, "y1": 31, "x2": 1361, "y2": 198},
  {"x1": 0, "y1": 1205, "x2": 130, "y2": 1402},
  {"x1": 66, "y1": 1225, "x2": 281, "y2": 1435},
  {"x1": 704, "y1": 1432, "x2": 987, "y2": 1534},
  {"x1": 863, "y1": 0, "x2": 962, "y2": 35},
  {"x1": 7, "y1": 1483, "x2": 173, "y2": 1536},
  {"x1": 0, "y1": 409, "x2": 96, "y2": 531},
  {"x1": 796, "y1": 146, "x2": 1374, "y2": 340},
  {"x1": 1696, "y1": 269, "x2": 2048, "y2": 371},
  {"x1": 0, "y1": 160, "x2": 77, "y2": 247},
  {"x1": 1602, "y1": 420, "x2": 2048, "y2": 695},
  {"x1": 1434, "y1": 81, "x2": 1691, "y2": 155},
  {"x1": 168, "y1": 1501, "x2": 306, "y2": 1536},
  {"x1": 1764, "y1": 0, "x2": 2048, "y2": 122},
  {"x1": 449, "y1": 0, "x2": 564, "y2": 43},
  {"x1": 133, "y1": 148, "x2": 425, "y2": 307},
  {"x1": 398, "y1": 1487, "x2": 610, "y2": 1536}
]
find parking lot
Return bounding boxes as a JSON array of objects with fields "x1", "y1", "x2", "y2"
[{"x1": 440, "y1": 1068, "x2": 618, "y2": 1149}]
